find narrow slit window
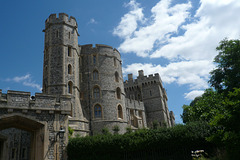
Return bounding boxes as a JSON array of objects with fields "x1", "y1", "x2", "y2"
[
  {"x1": 116, "y1": 87, "x2": 121, "y2": 99},
  {"x1": 115, "y1": 72, "x2": 119, "y2": 82},
  {"x1": 68, "y1": 64, "x2": 72, "y2": 74},
  {"x1": 93, "y1": 86, "x2": 100, "y2": 99},
  {"x1": 68, "y1": 81, "x2": 73, "y2": 94},
  {"x1": 93, "y1": 70, "x2": 99, "y2": 80},
  {"x1": 68, "y1": 46, "x2": 72, "y2": 57},
  {"x1": 118, "y1": 105, "x2": 123, "y2": 119}
]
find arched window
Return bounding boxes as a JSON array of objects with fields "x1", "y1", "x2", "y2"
[
  {"x1": 94, "y1": 104, "x2": 102, "y2": 118},
  {"x1": 115, "y1": 72, "x2": 119, "y2": 82},
  {"x1": 68, "y1": 64, "x2": 72, "y2": 74},
  {"x1": 118, "y1": 105, "x2": 123, "y2": 119},
  {"x1": 116, "y1": 87, "x2": 121, "y2": 99},
  {"x1": 68, "y1": 81, "x2": 73, "y2": 94},
  {"x1": 93, "y1": 70, "x2": 99, "y2": 80},
  {"x1": 93, "y1": 86, "x2": 100, "y2": 99}
]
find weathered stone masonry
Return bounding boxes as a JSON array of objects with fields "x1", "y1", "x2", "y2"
[
  {"x1": 0, "y1": 13, "x2": 175, "y2": 159},
  {"x1": 0, "y1": 90, "x2": 71, "y2": 160}
]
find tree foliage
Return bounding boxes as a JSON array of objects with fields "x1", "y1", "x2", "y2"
[
  {"x1": 209, "y1": 38, "x2": 240, "y2": 92},
  {"x1": 181, "y1": 38, "x2": 240, "y2": 159},
  {"x1": 181, "y1": 89, "x2": 224, "y2": 123},
  {"x1": 208, "y1": 88, "x2": 240, "y2": 159}
]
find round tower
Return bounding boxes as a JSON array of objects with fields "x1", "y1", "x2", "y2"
[
  {"x1": 43, "y1": 13, "x2": 79, "y2": 95},
  {"x1": 43, "y1": 13, "x2": 87, "y2": 135},
  {"x1": 80, "y1": 44, "x2": 128, "y2": 134}
]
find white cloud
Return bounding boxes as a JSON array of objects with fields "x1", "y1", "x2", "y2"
[
  {"x1": 184, "y1": 90, "x2": 204, "y2": 100},
  {"x1": 113, "y1": 0, "x2": 145, "y2": 39},
  {"x1": 123, "y1": 60, "x2": 215, "y2": 90},
  {"x1": 6, "y1": 74, "x2": 30, "y2": 82},
  {"x1": 113, "y1": 0, "x2": 191, "y2": 57},
  {"x1": 88, "y1": 18, "x2": 97, "y2": 24},
  {"x1": 114, "y1": 0, "x2": 240, "y2": 60},
  {"x1": 5, "y1": 74, "x2": 41, "y2": 91},
  {"x1": 150, "y1": 0, "x2": 240, "y2": 61},
  {"x1": 115, "y1": 0, "x2": 240, "y2": 100}
]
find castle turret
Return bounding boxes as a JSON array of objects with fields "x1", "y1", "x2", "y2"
[
  {"x1": 43, "y1": 13, "x2": 79, "y2": 95},
  {"x1": 124, "y1": 71, "x2": 172, "y2": 128},
  {"x1": 80, "y1": 44, "x2": 128, "y2": 134},
  {"x1": 43, "y1": 13, "x2": 87, "y2": 136}
]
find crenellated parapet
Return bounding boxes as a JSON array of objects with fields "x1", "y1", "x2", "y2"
[
  {"x1": 0, "y1": 90, "x2": 72, "y2": 115},
  {"x1": 45, "y1": 13, "x2": 77, "y2": 29},
  {"x1": 124, "y1": 70, "x2": 163, "y2": 89},
  {"x1": 80, "y1": 44, "x2": 121, "y2": 59}
]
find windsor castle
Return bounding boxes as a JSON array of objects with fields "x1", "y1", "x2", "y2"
[{"x1": 0, "y1": 13, "x2": 175, "y2": 160}]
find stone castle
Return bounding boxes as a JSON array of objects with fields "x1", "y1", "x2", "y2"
[{"x1": 0, "y1": 13, "x2": 174, "y2": 159}]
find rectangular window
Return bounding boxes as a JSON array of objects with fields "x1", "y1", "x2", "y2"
[{"x1": 68, "y1": 46, "x2": 72, "y2": 57}]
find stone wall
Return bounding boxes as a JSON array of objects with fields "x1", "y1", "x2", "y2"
[
  {"x1": 80, "y1": 44, "x2": 127, "y2": 134},
  {"x1": 0, "y1": 90, "x2": 71, "y2": 160},
  {"x1": 124, "y1": 70, "x2": 174, "y2": 128}
]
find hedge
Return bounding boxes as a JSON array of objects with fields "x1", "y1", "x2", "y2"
[{"x1": 67, "y1": 122, "x2": 217, "y2": 160}]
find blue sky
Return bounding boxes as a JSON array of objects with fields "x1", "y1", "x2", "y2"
[{"x1": 1, "y1": 0, "x2": 240, "y2": 124}]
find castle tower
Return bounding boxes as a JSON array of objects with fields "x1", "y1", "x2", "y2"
[
  {"x1": 80, "y1": 44, "x2": 128, "y2": 134},
  {"x1": 43, "y1": 13, "x2": 79, "y2": 95},
  {"x1": 43, "y1": 13, "x2": 87, "y2": 135},
  {"x1": 124, "y1": 70, "x2": 172, "y2": 128}
]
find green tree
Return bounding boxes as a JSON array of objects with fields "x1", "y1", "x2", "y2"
[
  {"x1": 181, "y1": 89, "x2": 224, "y2": 123},
  {"x1": 181, "y1": 38, "x2": 240, "y2": 158},
  {"x1": 209, "y1": 38, "x2": 240, "y2": 92},
  {"x1": 208, "y1": 88, "x2": 240, "y2": 159}
]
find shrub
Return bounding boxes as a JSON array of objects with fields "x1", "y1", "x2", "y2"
[
  {"x1": 67, "y1": 122, "x2": 217, "y2": 160},
  {"x1": 112, "y1": 125, "x2": 120, "y2": 134},
  {"x1": 101, "y1": 127, "x2": 111, "y2": 135}
]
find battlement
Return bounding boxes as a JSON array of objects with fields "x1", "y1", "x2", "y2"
[
  {"x1": 124, "y1": 70, "x2": 162, "y2": 86},
  {"x1": 0, "y1": 90, "x2": 71, "y2": 114},
  {"x1": 80, "y1": 44, "x2": 120, "y2": 57},
  {"x1": 45, "y1": 13, "x2": 77, "y2": 28}
]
